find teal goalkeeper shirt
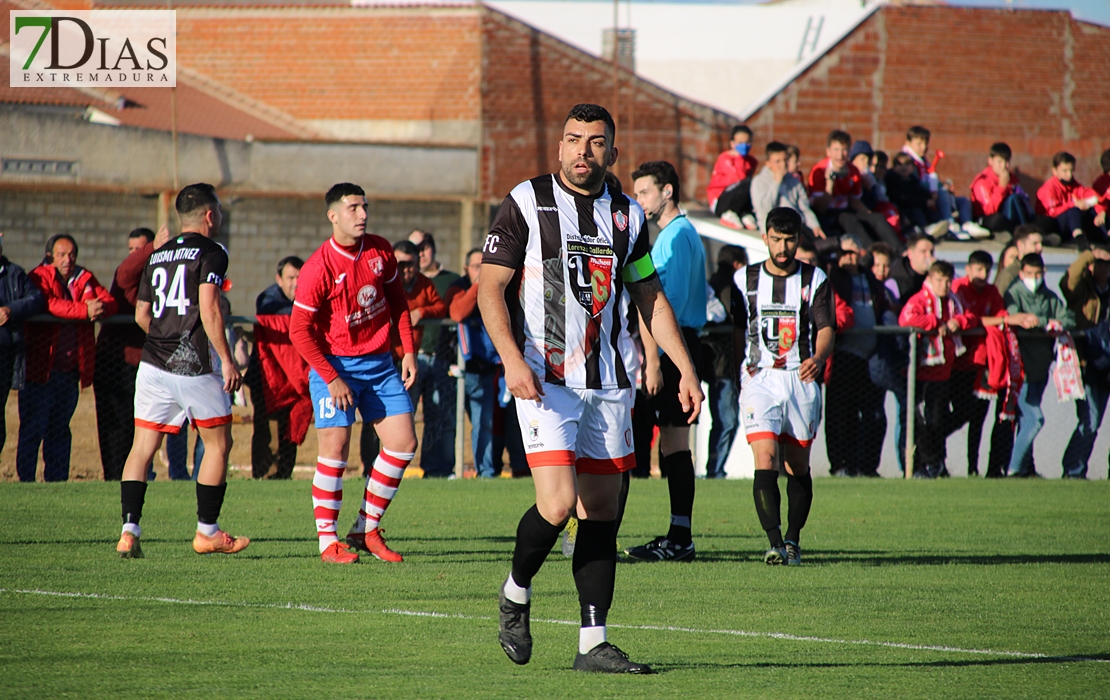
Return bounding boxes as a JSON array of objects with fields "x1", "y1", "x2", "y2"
[{"x1": 650, "y1": 214, "x2": 707, "y2": 331}]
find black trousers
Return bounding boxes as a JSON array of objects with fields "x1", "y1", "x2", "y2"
[
  {"x1": 986, "y1": 390, "x2": 1016, "y2": 478},
  {"x1": 714, "y1": 178, "x2": 753, "y2": 218},
  {"x1": 94, "y1": 350, "x2": 138, "y2": 482},
  {"x1": 0, "y1": 348, "x2": 13, "y2": 455},
  {"x1": 825, "y1": 351, "x2": 886, "y2": 476},
  {"x1": 820, "y1": 209, "x2": 903, "y2": 250},
  {"x1": 247, "y1": 368, "x2": 298, "y2": 479},
  {"x1": 943, "y1": 369, "x2": 991, "y2": 475},
  {"x1": 914, "y1": 379, "x2": 950, "y2": 474}
]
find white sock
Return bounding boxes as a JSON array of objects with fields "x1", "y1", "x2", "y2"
[
  {"x1": 579, "y1": 626, "x2": 607, "y2": 654},
  {"x1": 122, "y1": 523, "x2": 141, "y2": 538},
  {"x1": 502, "y1": 575, "x2": 531, "y2": 605},
  {"x1": 197, "y1": 521, "x2": 219, "y2": 537},
  {"x1": 318, "y1": 534, "x2": 338, "y2": 553}
]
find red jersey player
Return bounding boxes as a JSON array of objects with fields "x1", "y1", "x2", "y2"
[{"x1": 290, "y1": 183, "x2": 418, "y2": 564}]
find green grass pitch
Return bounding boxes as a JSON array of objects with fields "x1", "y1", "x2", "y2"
[{"x1": 1, "y1": 478, "x2": 1108, "y2": 699}]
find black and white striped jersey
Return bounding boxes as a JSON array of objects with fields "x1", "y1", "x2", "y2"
[
  {"x1": 482, "y1": 174, "x2": 657, "y2": 390},
  {"x1": 731, "y1": 261, "x2": 833, "y2": 373}
]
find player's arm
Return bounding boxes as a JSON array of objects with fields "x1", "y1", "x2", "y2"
[
  {"x1": 628, "y1": 275, "x2": 703, "y2": 422},
  {"x1": 478, "y1": 263, "x2": 543, "y2": 402},
  {"x1": 639, "y1": 318, "x2": 663, "y2": 396},
  {"x1": 135, "y1": 299, "x2": 153, "y2": 334},
  {"x1": 799, "y1": 276, "x2": 835, "y2": 383},
  {"x1": 199, "y1": 283, "x2": 241, "y2": 394}
]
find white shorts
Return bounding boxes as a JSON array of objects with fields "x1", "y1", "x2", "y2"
[
  {"x1": 515, "y1": 383, "x2": 636, "y2": 475},
  {"x1": 740, "y1": 369, "x2": 822, "y2": 447},
  {"x1": 134, "y1": 362, "x2": 232, "y2": 434}
]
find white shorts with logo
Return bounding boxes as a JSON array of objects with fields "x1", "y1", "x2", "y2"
[
  {"x1": 740, "y1": 368, "x2": 822, "y2": 447},
  {"x1": 134, "y1": 362, "x2": 232, "y2": 434},
  {"x1": 515, "y1": 383, "x2": 636, "y2": 475}
]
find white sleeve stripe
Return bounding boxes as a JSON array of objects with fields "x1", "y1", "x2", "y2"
[
  {"x1": 385, "y1": 270, "x2": 397, "y2": 284},
  {"x1": 293, "y1": 301, "x2": 317, "y2": 312}
]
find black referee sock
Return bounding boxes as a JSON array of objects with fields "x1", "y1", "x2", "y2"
[
  {"x1": 121, "y1": 480, "x2": 148, "y2": 527},
  {"x1": 510, "y1": 505, "x2": 567, "y2": 589},
  {"x1": 664, "y1": 451, "x2": 695, "y2": 546},
  {"x1": 196, "y1": 483, "x2": 227, "y2": 526},
  {"x1": 753, "y1": 469, "x2": 784, "y2": 548},
  {"x1": 573, "y1": 519, "x2": 617, "y2": 628},
  {"x1": 785, "y1": 471, "x2": 813, "y2": 545}
]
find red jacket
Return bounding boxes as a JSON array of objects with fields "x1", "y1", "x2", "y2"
[
  {"x1": 707, "y1": 149, "x2": 758, "y2": 204},
  {"x1": 255, "y1": 314, "x2": 312, "y2": 445},
  {"x1": 98, "y1": 243, "x2": 153, "y2": 367},
  {"x1": 951, "y1": 277, "x2": 1005, "y2": 370},
  {"x1": 26, "y1": 264, "x2": 117, "y2": 387},
  {"x1": 898, "y1": 284, "x2": 975, "y2": 382},
  {"x1": 1036, "y1": 177, "x2": 1104, "y2": 217},
  {"x1": 969, "y1": 167, "x2": 1016, "y2": 218},
  {"x1": 1093, "y1": 173, "x2": 1110, "y2": 208},
  {"x1": 390, "y1": 274, "x2": 446, "y2": 359}
]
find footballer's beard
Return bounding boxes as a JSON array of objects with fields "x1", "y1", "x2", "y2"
[{"x1": 561, "y1": 158, "x2": 606, "y2": 192}]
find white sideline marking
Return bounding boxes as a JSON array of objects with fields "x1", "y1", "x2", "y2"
[{"x1": 2, "y1": 588, "x2": 1105, "y2": 664}]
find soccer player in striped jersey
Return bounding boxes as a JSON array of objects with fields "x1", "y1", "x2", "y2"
[
  {"x1": 289, "y1": 183, "x2": 418, "y2": 565},
  {"x1": 480, "y1": 104, "x2": 703, "y2": 674},
  {"x1": 732, "y1": 207, "x2": 834, "y2": 566}
]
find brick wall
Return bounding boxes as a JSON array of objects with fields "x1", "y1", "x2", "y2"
[
  {"x1": 481, "y1": 8, "x2": 735, "y2": 203},
  {"x1": 746, "y1": 6, "x2": 1110, "y2": 197},
  {"x1": 0, "y1": 190, "x2": 469, "y2": 314}
]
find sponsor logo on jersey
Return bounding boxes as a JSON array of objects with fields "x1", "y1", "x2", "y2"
[
  {"x1": 612, "y1": 210, "x2": 628, "y2": 231},
  {"x1": 567, "y1": 252, "x2": 614, "y2": 317},
  {"x1": 334, "y1": 273, "x2": 347, "y2": 285},
  {"x1": 779, "y1": 318, "x2": 797, "y2": 353},
  {"x1": 357, "y1": 284, "x2": 377, "y2": 308}
]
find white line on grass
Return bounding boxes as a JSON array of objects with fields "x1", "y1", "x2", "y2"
[{"x1": 2, "y1": 588, "x2": 1105, "y2": 664}]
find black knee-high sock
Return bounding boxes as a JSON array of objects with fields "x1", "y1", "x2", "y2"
[
  {"x1": 753, "y1": 469, "x2": 784, "y2": 547},
  {"x1": 784, "y1": 471, "x2": 813, "y2": 545},
  {"x1": 573, "y1": 519, "x2": 617, "y2": 628},
  {"x1": 614, "y1": 471, "x2": 631, "y2": 538},
  {"x1": 196, "y1": 483, "x2": 227, "y2": 525},
  {"x1": 121, "y1": 480, "x2": 147, "y2": 527},
  {"x1": 510, "y1": 505, "x2": 566, "y2": 589},
  {"x1": 664, "y1": 451, "x2": 695, "y2": 545}
]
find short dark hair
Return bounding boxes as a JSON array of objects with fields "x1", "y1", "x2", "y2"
[
  {"x1": 766, "y1": 141, "x2": 789, "y2": 158},
  {"x1": 465, "y1": 247, "x2": 483, "y2": 264},
  {"x1": 731, "y1": 125, "x2": 752, "y2": 140},
  {"x1": 906, "y1": 231, "x2": 936, "y2": 249},
  {"x1": 827, "y1": 130, "x2": 851, "y2": 148},
  {"x1": 393, "y1": 240, "x2": 418, "y2": 257},
  {"x1": 967, "y1": 250, "x2": 994, "y2": 269},
  {"x1": 906, "y1": 125, "x2": 931, "y2": 142},
  {"x1": 128, "y1": 227, "x2": 155, "y2": 244},
  {"x1": 45, "y1": 233, "x2": 78, "y2": 257},
  {"x1": 414, "y1": 231, "x2": 436, "y2": 252},
  {"x1": 929, "y1": 260, "x2": 955, "y2": 278},
  {"x1": 326, "y1": 183, "x2": 365, "y2": 207},
  {"x1": 1052, "y1": 151, "x2": 1076, "y2": 168},
  {"x1": 631, "y1": 160, "x2": 680, "y2": 203},
  {"x1": 175, "y1": 183, "x2": 219, "y2": 218},
  {"x1": 564, "y1": 103, "x2": 615, "y2": 141},
  {"x1": 869, "y1": 242, "x2": 895, "y2": 260},
  {"x1": 765, "y1": 207, "x2": 802, "y2": 237},
  {"x1": 1021, "y1": 253, "x2": 1045, "y2": 270},
  {"x1": 797, "y1": 240, "x2": 817, "y2": 255},
  {"x1": 786, "y1": 144, "x2": 800, "y2": 160},
  {"x1": 891, "y1": 152, "x2": 915, "y2": 167},
  {"x1": 989, "y1": 142, "x2": 1012, "y2": 161},
  {"x1": 276, "y1": 255, "x2": 304, "y2": 275},
  {"x1": 1013, "y1": 224, "x2": 1042, "y2": 244},
  {"x1": 874, "y1": 151, "x2": 889, "y2": 167},
  {"x1": 1100, "y1": 148, "x2": 1110, "y2": 174},
  {"x1": 717, "y1": 245, "x2": 748, "y2": 268}
]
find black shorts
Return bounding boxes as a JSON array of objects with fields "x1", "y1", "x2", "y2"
[{"x1": 652, "y1": 327, "x2": 702, "y2": 427}]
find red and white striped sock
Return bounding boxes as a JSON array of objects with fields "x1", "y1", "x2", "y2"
[
  {"x1": 312, "y1": 457, "x2": 346, "y2": 553},
  {"x1": 349, "y1": 449, "x2": 413, "y2": 534}
]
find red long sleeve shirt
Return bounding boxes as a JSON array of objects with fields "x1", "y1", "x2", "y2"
[
  {"x1": 969, "y1": 167, "x2": 1016, "y2": 218},
  {"x1": 1036, "y1": 177, "x2": 1104, "y2": 218}
]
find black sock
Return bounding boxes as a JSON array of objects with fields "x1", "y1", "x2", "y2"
[
  {"x1": 196, "y1": 483, "x2": 227, "y2": 525},
  {"x1": 121, "y1": 480, "x2": 147, "y2": 527},
  {"x1": 510, "y1": 505, "x2": 566, "y2": 589},
  {"x1": 753, "y1": 469, "x2": 784, "y2": 547},
  {"x1": 785, "y1": 471, "x2": 813, "y2": 545},
  {"x1": 573, "y1": 519, "x2": 617, "y2": 628},
  {"x1": 664, "y1": 451, "x2": 695, "y2": 545},
  {"x1": 614, "y1": 471, "x2": 630, "y2": 539}
]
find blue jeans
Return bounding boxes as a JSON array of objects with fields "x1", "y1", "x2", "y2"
[
  {"x1": 936, "y1": 189, "x2": 972, "y2": 224},
  {"x1": 16, "y1": 370, "x2": 81, "y2": 482},
  {"x1": 705, "y1": 377, "x2": 738, "y2": 478},
  {"x1": 1061, "y1": 381, "x2": 1109, "y2": 478},
  {"x1": 414, "y1": 354, "x2": 457, "y2": 477},
  {"x1": 464, "y1": 370, "x2": 497, "y2": 477},
  {"x1": 893, "y1": 384, "x2": 908, "y2": 473},
  {"x1": 1008, "y1": 380, "x2": 1047, "y2": 476}
]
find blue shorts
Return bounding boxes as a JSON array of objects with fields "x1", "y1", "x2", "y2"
[{"x1": 309, "y1": 354, "x2": 413, "y2": 428}]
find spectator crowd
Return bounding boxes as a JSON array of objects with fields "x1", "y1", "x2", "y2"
[{"x1": 4, "y1": 128, "x2": 1109, "y2": 482}]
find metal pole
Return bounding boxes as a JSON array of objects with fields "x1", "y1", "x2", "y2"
[
  {"x1": 904, "y1": 331, "x2": 917, "y2": 479},
  {"x1": 454, "y1": 336, "x2": 466, "y2": 478}
]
